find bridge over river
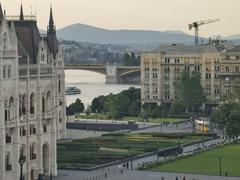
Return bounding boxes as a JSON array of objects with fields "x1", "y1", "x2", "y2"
[{"x1": 65, "y1": 64, "x2": 140, "y2": 84}]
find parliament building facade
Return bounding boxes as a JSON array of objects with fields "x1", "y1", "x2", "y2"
[{"x1": 0, "y1": 4, "x2": 66, "y2": 180}]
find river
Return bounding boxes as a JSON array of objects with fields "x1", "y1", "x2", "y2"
[{"x1": 65, "y1": 70, "x2": 140, "y2": 106}]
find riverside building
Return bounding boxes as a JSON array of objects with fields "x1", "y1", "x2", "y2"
[
  {"x1": 141, "y1": 44, "x2": 240, "y2": 107},
  {"x1": 0, "y1": 4, "x2": 66, "y2": 180}
]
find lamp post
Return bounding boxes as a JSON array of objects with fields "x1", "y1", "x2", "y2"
[
  {"x1": 219, "y1": 155, "x2": 222, "y2": 176},
  {"x1": 19, "y1": 155, "x2": 25, "y2": 180}
]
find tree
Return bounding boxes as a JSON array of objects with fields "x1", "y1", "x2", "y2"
[
  {"x1": 123, "y1": 52, "x2": 140, "y2": 66},
  {"x1": 66, "y1": 98, "x2": 85, "y2": 115},
  {"x1": 152, "y1": 105, "x2": 162, "y2": 119},
  {"x1": 91, "y1": 95, "x2": 105, "y2": 113},
  {"x1": 171, "y1": 100, "x2": 185, "y2": 114},
  {"x1": 124, "y1": 53, "x2": 131, "y2": 66},
  {"x1": 173, "y1": 71, "x2": 206, "y2": 113},
  {"x1": 212, "y1": 102, "x2": 240, "y2": 142},
  {"x1": 128, "y1": 100, "x2": 141, "y2": 117}
]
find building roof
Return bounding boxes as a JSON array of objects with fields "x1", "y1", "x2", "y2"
[
  {"x1": 13, "y1": 20, "x2": 41, "y2": 64},
  {"x1": 154, "y1": 45, "x2": 219, "y2": 55},
  {"x1": 6, "y1": 6, "x2": 59, "y2": 64}
]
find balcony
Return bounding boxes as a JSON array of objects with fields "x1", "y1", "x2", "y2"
[
  {"x1": 3, "y1": 50, "x2": 16, "y2": 58},
  {"x1": 19, "y1": 64, "x2": 53, "y2": 78}
]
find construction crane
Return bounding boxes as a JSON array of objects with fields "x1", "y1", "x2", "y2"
[{"x1": 189, "y1": 19, "x2": 220, "y2": 45}]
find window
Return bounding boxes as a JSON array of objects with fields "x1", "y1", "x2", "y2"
[
  {"x1": 59, "y1": 111, "x2": 62, "y2": 123},
  {"x1": 9, "y1": 97, "x2": 14, "y2": 121},
  {"x1": 235, "y1": 67, "x2": 239, "y2": 73},
  {"x1": 42, "y1": 97, "x2": 45, "y2": 113},
  {"x1": 46, "y1": 91, "x2": 51, "y2": 112},
  {"x1": 7, "y1": 66, "x2": 11, "y2": 78},
  {"x1": 22, "y1": 94, "x2": 26, "y2": 115},
  {"x1": 30, "y1": 125, "x2": 36, "y2": 135},
  {"x1": 6, "y1": 133, "x2": 11, "y2": 144},
  {"x1": 20, "y1": 126, "x2": 26, "y2": 136},
  {"x1": 20, "y1": 145, "x2": 26, "y2": 158},
  {"x1": 226, "y1": 67, "x2": 230, "y2": 73},
  {"x1": 5, "y1": 152, "x2": 12, "y2": 171},
  {"x1": 30, "y1": 143, "x2": 36, "y2": 160},
  {"x1": 19, "y1": 95, "x2": 22, "y2": 116},
  {"x1": 3, "y1": 65, "x2": 6, "y2": 78},
  {"x1": 43, "y1": 124, "x2": 47, "y2": 133},
  {"x1": 236, "y1": 56, "x2": 239, "y2": 60},
  {"x1": 31, "y1": 169, "x2": 35, "y2": 180},
  {"x1": 58, "y1": 79, "x2": 61, "y2": 93},
  {"x1": 30, "y1": 93, "x2": 35, "y2": 114},
  {"x1": 4, "y1": 100, "x2": 8, "y2": 121}
]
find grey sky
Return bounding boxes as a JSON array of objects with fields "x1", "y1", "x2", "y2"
[{"x1": 1, "y1": 0, "x2": 239, "y2": 37}]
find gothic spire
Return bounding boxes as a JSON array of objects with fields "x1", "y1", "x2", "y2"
[
  {"x1": 47, "y1": 6, "x2": 55, "y2": 33},
  {"x1": 20, "y1": 4, "x2": 24, "y2": 20}
]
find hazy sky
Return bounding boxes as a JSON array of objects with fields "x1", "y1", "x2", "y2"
[{"x1": 1, "y1": 0, "x2": 239, "y2": 37}]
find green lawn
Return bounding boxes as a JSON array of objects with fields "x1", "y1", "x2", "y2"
[
  {"x1": 57, "y1": 133, "x2": 209, "y2": 169},
  {"x1": 148, "y1": 144, "x2": 240, "y2": 176}
]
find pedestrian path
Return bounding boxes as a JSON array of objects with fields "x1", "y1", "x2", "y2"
[{"x1": 53, "y1": 170, "x2": 240, "y2": 180}]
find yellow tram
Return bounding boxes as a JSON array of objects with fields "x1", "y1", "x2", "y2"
[{"x1": 195, "y1": 118, "x2": 210, "y2": 133}]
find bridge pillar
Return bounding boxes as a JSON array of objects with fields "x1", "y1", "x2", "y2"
[{"x1": 106, "y1": 64, "x2": 118, "y2": 83}]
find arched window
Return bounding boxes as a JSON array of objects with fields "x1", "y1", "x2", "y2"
[
  {"x1": 30, "y1": 93, "x2": 35, "y2": 114},
  {"x1": 19, "y1": 95, "x2": 22, "y2": 116},
  {"x1": 5, "y1": 152, "x2": 12, "y2": 171},
  {"x1": 46, "y1": 91, "x2": 51, "y2": 112},
  {"x1": 3, "y1": 65, "x2": 6, "y2": 78},
  {"x1": 4, "y1": 100, "x2": 8, "y2": 121},
  {"x1": 58, "y1": 79, "x2": 61, "y2": 93},
  {"x1": 9, "y1": 97, "x2": 14, "y2": 121},
  {"x1": 30, "y1": 143, "x2": 36, "y2": 160},
  {"x1": 59, "y1": 111, "x2": 62, "y2": 123},
  {"x1": 43, "y1": 124, "x2": 47, "y2": 133},
  {"x1": 58, "y1": 75, "x2": 61, "y2": 93},
  {"x1": 20, "y1": 144, "x2": 26, "y2": 157},
  {"x1": 7, "y1": 66, "x2": 11, "y2": 78},
  {"x1": 22, "y1": 94, "x2": 26, "y2": 115},
  {"x1": 42, "y1": 97, "x2": 45, "y2": 113}
]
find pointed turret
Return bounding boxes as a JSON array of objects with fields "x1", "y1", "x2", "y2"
[
  {"x1": 0, "y1": 2, "x2": 4, "y2": 23},
  {"x1": 20, "y1": 4, "x2": 24, "y2": 20},
  {"x1": 47, "y1": 6, "x2": 56, "y2": 33},
  {"x1": 47, "y1": 6, "x2": 58, "y2": 59}
]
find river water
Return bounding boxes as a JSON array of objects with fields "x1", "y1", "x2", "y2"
[{"x1": 65, "y1": 70, "x2": 140, "y2": 107}]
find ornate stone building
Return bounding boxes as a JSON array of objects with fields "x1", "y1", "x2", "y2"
[
  {"x1": 141, "y1": 44, "x2": 240, "y2": 107},
  {"x1": 0, "y1": 4, "x2": 66, "y2": 180}
]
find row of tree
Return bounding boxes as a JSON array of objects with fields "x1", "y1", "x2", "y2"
[
  {"x1": 212, "y1": 87, "x2": 240, "y2": 142},
  {"x1": 91, "y1": 87, "x2": 141, "y2": 119},
  {"x1": 123, "y1": 52, "x2": 140, "y2": 66}
]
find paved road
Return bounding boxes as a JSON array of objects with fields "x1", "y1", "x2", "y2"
[{"x1": 53, "y1": 170, "x2": 240, "y2": 180}]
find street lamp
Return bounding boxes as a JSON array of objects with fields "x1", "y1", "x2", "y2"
[
  {"x1": 219, "y1": 155, "x2": 222, "y2": 176},
  {"x1": 19, "y1": 155, "x2": 25, "y2": 180}
]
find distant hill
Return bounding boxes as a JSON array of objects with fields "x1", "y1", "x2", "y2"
[{"x1": 56, "y1": 23, "x2": 196, "y2": 45}]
